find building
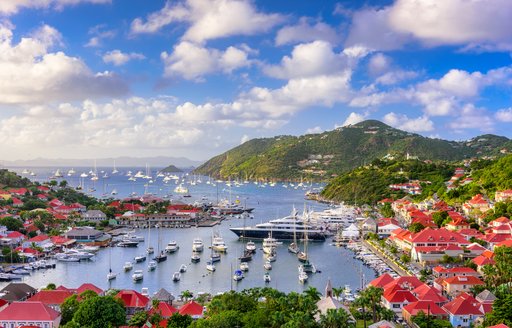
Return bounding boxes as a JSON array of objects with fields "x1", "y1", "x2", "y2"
[
  {"x1": 495, "y1": 190, "x2": 512, "y2": 202},
  {"x1": 402, "y1": 301, "x2": 448, "y2": 325},
  {"x1": 0, "y1": 283, "x2": 37, "y2": 303},
  {"x1": 28, "y1": 290, "x2": 74, "y2": 311},
  {"x1": 178, "y1": 301, "x2": 204, "y2": 319},
  {"x1": 116, "y1": 290, "x2": 150, "y2": 316},
  {"x1": 81, "y1": 210, "x2": 107, "y2": 222},
  {"x1": 0, "y1": 301, "x2": 61, "y2": 328},
  {"x1": 315, "y1": 280, "x2": 354, "y2": 322},
  {"x1": 64, "y1": 227, "x2": 111, "y2": 246},
  {"x1": 439, "y1": 276, "x2": 484, "y2": 296},
  {"x1": 442, "y1": 293, "x2": 484, "y2": 327}
]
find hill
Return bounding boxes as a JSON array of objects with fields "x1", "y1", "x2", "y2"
[
  {"x1": 160, "y1": 164, "x2": 182, "y2": 173},
  {"x1": 193, "y1": 120, "x2": 511, "y2": 181}
]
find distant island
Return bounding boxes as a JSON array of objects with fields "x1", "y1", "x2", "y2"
[{"x1": 160, "y1": 164, "x2": 182, "y2": 173}]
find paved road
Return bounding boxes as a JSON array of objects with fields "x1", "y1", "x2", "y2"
[{"x1": 362, "y1": 240, "x2": 411, "y2": 277}]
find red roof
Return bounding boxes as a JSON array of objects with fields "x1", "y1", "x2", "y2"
[
  {"x1": 411, "y1": 228, "x2": 468, "y2": 244},
  {"x1": 472, "y1": 255, "x2": 495, "y2": 267},
  {"x1": 28, "y1": 234, "x2": 50, "y2": 242},
  {"x1": 0, "y1": 302, "x2": 60, "y2": 321},
  {"x1": 488, "y1": 324, "x2": 509, "y2": 328},
  {"x1": 6, "y1": 231, "x2": 25, "y2": 239},
  {"x1": 443, "y1": 293, "x2": 483, "y2": 315},
  {"x1": 443, "y1": 275, "x2": 484, "y2": 286},
  {"x1": 149, "y1": 302, "x2": 178, "y2": 317},
  {"x1": 495, "y1": 239, "x2": 512, "y2": 248},
  {"x1": 28, "y1": 290, "x2": 74, "y2": 305},
  {"x1": 412, "y1": 284, "x2": 448, "y2": 304},
  {"x1": 433, "y1": 266, "x2": 478, "y2": 275},
  {"x1": 383, "y1": 276, "x2": 424, "y2": 291},
  {"x1": 179, "y1": 301, "x2": 204, "y2": 316},
  {"x1": 369, "y1": 273, "x2": 395, "y2": 288},
  {"x1": 116, "y1": 290, "x2": 149, "y2": 308},
  {"x1": 403, "y1": 300, "x2": 447, "y2": 316},
  {"x1": 77, "y1": 283, "x2": 103, "y2": 296},
  {"x1": 383, "y1": 290, "x2": 418, "y2": 303}
]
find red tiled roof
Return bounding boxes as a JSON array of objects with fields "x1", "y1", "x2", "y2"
[
  {"x1": 28, "y1": 234, "x2": 50, "y2": 242},
  {"x1": 412, "y1": 285, "x2": 448, "y2": 304},
  {"x1": 383, "y1": 276, "x2": 424, "y2": 291},
  {"x1": 472, "y1": 255, "x2": 495, "y2": 267},
  {"x1": 0, "y1": 302, "x2": 60, "y2": 321},
  {"x1": 443, "y1": 276, "x2": 484, "y2": 286},
  {"x1": 403, "y1": 300, "x2": 447, "y2": 316},
  {"x1": 383, "y1": 290, "x2": 418, "y2": 303},
  {"x1": 369, "y1": 273, "x2": 395, "y2": 288},
  {"x1": 6, "y1": 231, "x2": 25, "y2": 239},
  {"x1": 487, "y1": 324, "x2": 509, "y2": 328},
  {"x1": 149, "y1": 302, "x2": 178, "y2": 317},
  {"x1": 77, "y1": 283, "x2": 103, "y2": 296},
  {"x1": 179, "y1": 301, "x2": 203, "y2": 316},
  {"x1": 411, "y1": 228, "x2": 468, "y2": 244},
  {"x1": 443, "y1": 293, "x2": 483, "y2": 315},
  {"x1": 116, "y1": 290, "x2": 149, "y2": 308},
  {"x1": 28, "y1": 290, "x2": 74, "y2": 305},
  {"x1": 433, "y1": 266, "x2": 478, "y2": 274}
]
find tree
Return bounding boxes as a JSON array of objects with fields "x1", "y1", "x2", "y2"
[
  {"x1": 72, "y1": 295, "x2": 126, "y2": 328},
  {"x1": 319, "y1": 308, "x2": 354, "y2": 328},
  {"x1": 61, "y1": 294, "x2": 79, "y2": 325},
  {"x1": 485, "y1": 291, "x2": 512, "y2": 326},
  {"x1": 180, "y1": 290, "x2": 193, "y2": 302},
  {"x1": 45, "y1": 283, "x2": 56, "y2": 290},
  {"x1": 432, "y1": 211, "x2": 449, "y2": 228},
  {"x1": 79, "y1": 290, "x2": 98, "y2": 300},
  {"x1": 128, "y1": 311, "x2": 148, "y2": 327},
  {"x1": 413, "y1": 311, "x2": 452, "y2": 328},
  {"x1": 361, "y1": 286, "x2": 384, "y2": 323},
  {"x1": 303, "y1": 286, "x2": 321, "y2": 301},
  {"x1": 379, "y1": 203, "x2": 394, "y2": 218},
  {"x1": 482, "y1": 245, "x2": 512, "y2": 290},
  {"x1": 0, "y1": 217, "x2": 23, "y2": 231},
  {"x1": 400, "y1": 254, "x2": 411, "y2": 264},
  {"x1": 167, "y1": 312, "x2": 193, "y2": 328},
  {"x1": 332, "y1": 287, "x2": 345, "y2": 301},
  {"x1": 409, "y1": 222, "x2": 426, "y2": 233}
]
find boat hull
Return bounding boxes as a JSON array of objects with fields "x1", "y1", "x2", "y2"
[{"x1": 230, "y1": 228, "x2": 326, "y2": 241}]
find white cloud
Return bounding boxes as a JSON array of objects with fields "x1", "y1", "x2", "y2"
[
  {"x1": 341, "y1": 112, "x2": 369, "y2": 127},
  {"x1": 448, "y1": 104, "x2": 494, "y2": 132},
  {"x1": 368, "y1": 53, "x2": 391, "y2": 75},
  {"x1": 0, "y1": 23, "x2": 128, "y2": 104},
  {"x1": 496, "y1": 108, "x2": 512, "y2": 122},
  {"x1": 161, "y1": 41, "x2": 251, "y2": 81},
  {"x1": 131, "y1": 0, "x2": 284, "y2": 43},
  {"x1": 375, "y1": 70, "x2": 418, "y2": 85},
  {"x1": 0, "y1": 0, "x2": 110, "y2": 15},
  {"x1": 103, "y1": 50, "x2": 145, "y2": 66},
  {"x1": 383, "y1": 112, "x2": 434, "y2": 132},
  {"x1": 240, "y1": 134, "x2": 250, "y2": 144},
  {"x1": 275, "y1": 18, "x2": 340, "y2": 46},
  {"x1": 85, "y1": 24, "x2": 116, "y2": 48},
  {"x1": 264, "y1": 41, "x2": 350, "y2": 80},
  {"x1": 305, "y1": 126, "x2": 323, "y2": 134}
]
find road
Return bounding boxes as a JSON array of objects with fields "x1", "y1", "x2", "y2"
[{"x1": 362, "y1": 240, "x2": 411, "y2": 277}]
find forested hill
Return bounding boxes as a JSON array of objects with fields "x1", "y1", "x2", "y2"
[{"x1": 193, "y1": 120, "x2": 511, "y2": 181}]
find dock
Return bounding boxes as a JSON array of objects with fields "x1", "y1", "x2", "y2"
[
  {"x1": 197, "y1": 220, "x2": 221, "y2": 227},
  {"x1": 362, "y1": 240, "x2": 411, "y2": 277}
]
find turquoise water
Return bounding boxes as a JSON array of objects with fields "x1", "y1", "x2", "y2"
[{"x1": 3, "y1": 167, "x2": 376, "y2": 295}]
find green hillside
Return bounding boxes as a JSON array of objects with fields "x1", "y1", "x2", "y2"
[
  {"x1": 194, "y1": 120, "x2": 511, "y2": 181},
  {"x1": 160, "y1": 164, "x2": 182, "y2": 173}
]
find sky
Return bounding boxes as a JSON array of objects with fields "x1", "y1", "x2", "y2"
[{"x1": 1, "y1": 0, "x2": 512, "y2": 161}]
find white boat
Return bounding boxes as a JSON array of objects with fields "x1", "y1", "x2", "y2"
[
  {"x1": 267, "y1": 253, "x2": 277, "y2": 262},
  {"x1": 147, "y1": 246, "x2": 155, "y2": 254},
  {"x1": 134, "y1": 255, "x2": 146, "y2": 263},
  {"x1": 12, "y1": 269, "x2": 30, "y2": 275},
  {"x1": 30, "y1": 171, "x2": 36, "y2": 176},
  {"x1": 56, "y1": 254, "x2": 80, "y2": 262},
  {"x1": 240, "y1": 262, "x2": 249, "y2": 271},
  {"x1": 263, "y1": 273, "x2": 271, "y2": 283},
  {"x1": 21, "y1": 169, "x2": 29, "y2": 174},
  {"x1": 233, "y1": 269, "x2": 244, "y2": 281},
  {"x1": 54, "y1": 169, "x2": 63, "y2": 178},
  {"x1": 124, "y1": 233, "x2": 145, "y2": 242},
  {"x1": 67, "y1": 168, "x2": 75, "y2": 176},
  {"x1": 123, "y1": 262, "x2": 133, "y2": 271},
  {"x1": 299, "y1": 271, "x2": 308, "y2": 283},
  {"x1": 262, "y1": 234, "x2": 279, "y2": 255},
  {"x1": 132, "y1": 270, "x2": 144, "y2": 282},
  {"x1": 192, "y1": 238, "x2": 204, "y2": 252},
  {"x1": 263, "y1": 260, "x2": 272, "y2": 271},
  {"x1": 165, "y1": 240, "x2": 179, "y2": 253},
  {"x1": 80, "y1": 172, "x2": 88, "y2": 178},
  {"x1": 111, "y1": 189, "x2": 118, "y2": 195},
  {"x1": 63, "y1": 249, "x2": 94, "y2": 260},
  {"x1": 77, "y1": 245, "x2": 100, "y2": 253},
  {"x1": 206, "y1": 261, "x2": 216, "y2": 272},
  {"x1": 172, "y1": 272, "x2": 181, "y2": 282},
  {"x1": 174, "y1": 184, "x2": 189, "y2": 194},
  {"x1": 148, "y1": 260, "x2": 157, "y2": 271},
  {"x1": 191, "y1": 253, "x2": 201, "y2": 263},
  {"x1": 245, "y1": 241, "x2": 256, "y2": 253},
  {"x1": 107, "y1": 270, "x2": 117, "y2": 280},
  {"x1": 212, "y1": 235, "x2": 228, "y2": 252},
  {"x1": 179, "y1": 264, "x2": 187, "y2": 273}
]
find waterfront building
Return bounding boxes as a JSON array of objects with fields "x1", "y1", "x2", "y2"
[
  {"x1": 64, "y1": 227, "x2": 111, "y2": 246},
  {"x1": 81, "y1": 210, "x2": 107, "y2": 222}
]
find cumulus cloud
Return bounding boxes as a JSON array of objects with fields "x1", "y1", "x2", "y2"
[
  {"x1": 341, "y1": 112, "x2": 369, "y2": 127},
  {"x1": 131, "y1": 0, "x2": 284, "y2": 43},
  {"x1": 496, "y1": 108, "x2": 512, "y2": 122},
  {"x1": 346, "y1": 0, "x2": 512, "y2": 51},
  {"x1": 103, "y1": 50, "x2": 145, "y2": 66},
  {"x1": 305, "y1": 126, "x2": 323, "y2": 134},
  {"x1": 0, "y1": 23, "x2": 128, "y2": 104},
  {"x1": 264, "y1": 41, "x2": 350, "y2": 80},
  {"x1": 383, "y1": 112, "x2": 434, "y2": 132},
  {"x1": 447, "y1": 104, "x2": 494, "y2": 132},
  {"x1": 275, "y1": 18, "x2": 340, "y2": 46},
  {"x1": 161, "y1": 41, "x2": 251, "y2": 81},
  {"x1": 0, "y1": 0, "x2": 110, "y2": 15}
]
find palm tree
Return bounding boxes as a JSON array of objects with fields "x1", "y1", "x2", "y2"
[
  {"x1": 353, "y1": 292, "x2": 370, "y2": 328},
  {"x1": 319, "y1": 308, "x2": 355, "y2": 328},
  {"x1": 363, "y1": 286, "x2": 383, "y2": 323},
  {"x1": 180, "y1": 290, "x2": 193, "y2": 302},
  {"x1": 303, "y1": 286, "x2": 321, "y2": 301},
  {"x1": 332, "y1": 287, "x2": 345, "y2": 301}
]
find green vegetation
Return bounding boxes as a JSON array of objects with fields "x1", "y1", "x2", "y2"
[
  {"x1": 161, "y1": 164, "x2": 183, "y2": 173},
  {"x1": 412, "y1": 311, "x2": 452, "y2": 328},
  {"x1": 62, "y1": 294, "x2": 125, "y2": 328},
  {"x1": 0, "y1": 169, "x2": 31, "y2": 188},
  {"x1": 193, "y1": 120, "x2": 511, "y2": 181}
]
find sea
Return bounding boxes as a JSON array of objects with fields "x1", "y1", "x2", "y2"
[{"x1": 1, "y1": 166, "x2": 376, "y2": 296}]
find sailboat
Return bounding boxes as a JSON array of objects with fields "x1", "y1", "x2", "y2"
[
  {"x1": 107, "y1": 247, "x2": 117, "y2": 280},
  {"x1": 146, "y1": 223, "x2": 154, "y2": 254},
  {"x1": 298, "y1": 209, "x2": 316, "y2": 273},
  {"x1": 153, "y1": 225, "x2": 167, "y2": 263},
  {"x1": 238, "y1": 214, "x2": 253, "y2": 262},
  {"x1": 112, "y1": 160, "x2": 119, "y2": 174},
  {"x1": 288, "y1": 210, "x2": 300, "y2": 254}
]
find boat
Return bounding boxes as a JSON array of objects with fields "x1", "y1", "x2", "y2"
[
  {"x1": 111, "y1": 189, "x2": 118, "y2": 195},
  {"x1": 344, "y1": 284, "x2": 355, "y2": 302},
  {"x1": 297, "y1": 211, "x2": 316, "y2": 273},
  {"x1": 233, "y1": 269, "x2": 244, "y2": 281},
  {"x1": 107, "y1": 246, "x2": 117, "y2": 280},
  {"x1": 206, "y1": 261, "x2": 216, "y2": 272},
  {"x1": 62, "y1": 249, "x2": 94, "y2": 260},
  {"x1": 299, "y1": 271, "x2": 308, "y2": 283},
  {"x1": 123, "y1": 262, "x2": 133, "y2": 271},
  {"x1": 147, "y1": 246, "x2": 154, "y2": 254},
  {"x1": 146, "y1": 223, "x2": 154, "y2": 254},
  {"x1": 165, "y1": 240, "x2": 179, "y2": 253},
  {"x1": 153, "y1": 225, "x2": 167, "y2": 262},
  {"x1": 76, "y1": 245, "x2": 100, "y2": 253},
  {"x1": 240, "y1": 262, "x2": 249, "y2": 271},
  {"x1": 245, "y1": 241, "x2": 256, "y2": 253},
  {"x1": 174, "y1": 184, "x2": 189, "y2": 194},
  {"x1": 191, "y1": 253, "x2": 201, "y2": 263},
  {"x1": 55, "y1": 254, "x2": 80, "y2": 262},
  {"x1": 132, "y1": 270, "x2": 144, "y2": 282},
  {"x1": 229, "y1": 207, "x2": 326, "y2": 241},
  {"x1": 192, "y1": 238, "x2": 204, "y2": 252},
  {"x1": 12, "y1": 269, "x2": 30, "y2": 275},
  {"x1": 211, "y1": 234, "x2": 228, "y2": 252},
  {"x1": 288, "y1": 218, "x2": 300, "y2": 253},
  {"x1": 297, "y1": 251, "x2": 308, "y2": 262},
  {"x1": 21, "y1": 168, "x2": 29, "y2": 174},
  {"x1": 134, "y1": 255, "x2": 146, "y2": 263},
  {"x1": 54, "y1": 169, "x2": 63, "y2": 178},
  {"x1": 172, "y1": 272, "x2": 181, "y2": 282},
  {"x1": 179, "y1": 264, "x2": 187, "y2": 273},
  {"x1": 147, "y1": 260, "x2": 157, "y2": 271},
  {"x1": 210, "y1": 251, "x2": 221, "y2": 262},
  {"x1": 67, "y1": 168, "x2": 75, "y2": 176},
  {"x1": 107, "y1": 269, "x2": 117, "y2": 280},
  {"x1": 266, "y1": 252, "x2": 277, "y2": 262},
  {"x1": 263, "y1": 260, "x2": 272, "y2": 271},
  {"x1": 263, "y1": 272, "x2": 271, "y2": 283},
  {"x1": 124, "y1": 232, "x2": 145, "y2": 242},
  {"x1": 210, "y1": 199, "x2": 254, "y2": 216},
  {"x1": 238, "y1": 250, "x2": 253, "y2": 262},
  {"x1": 262, "y1": 234, "x2": 279, "y2": 255},
  {"x1": 117, "y1": 240, "x2": 139, "y2": 247}
]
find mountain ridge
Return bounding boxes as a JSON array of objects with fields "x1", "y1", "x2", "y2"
[{"x1": 193, "y1": 120, "x2": 511, "y2": 180}]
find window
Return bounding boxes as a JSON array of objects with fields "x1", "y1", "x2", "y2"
[
  {"x1": 463, "y1": 318, "x2": 468, "y2": 323},
  {"x1": 393, "y1": 304, "x2": 401, "y2": 308}
]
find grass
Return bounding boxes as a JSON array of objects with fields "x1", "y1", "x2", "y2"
[{"x1": 356, "y1": 320, "x2": 374, "y2": 328}]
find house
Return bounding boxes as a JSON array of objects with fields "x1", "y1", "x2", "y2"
[
  {"x1": 22, "y1": 235, "x2": 53, "y2": 250},
  {"x1": 409, "y1": 228, "x2": 469, "y2": 263},
  {"x1": 377, "y1": 218, "x2": 401, "y2": 237},
  {"x1": 178, "y1": 301, "x2": 204, "y2": 319},
  {"x1": 411, "y1": 284, "x2": 448, "y2": 305},
  {"x1": 0, "y1": 301, "x2": 61, "y2": 328},
  {"x1": 28, "y1": 290, "x2": 74, "y2": 311},
  {"x1": 81, "y1": 210, "x2": 107, "y2": 222},
  {"x1": 402, "y1": 301, "x2": 447, "y2": 325},
  {"x1": 475, "y1": 289, "x2": 496, "y2": 314},
  {"x1": 381, "y1": 290, "x2": 417, "y2": 317},
  {"x1": 463, "y1": 194, "x2": 491, "y2": 216},
  {"x1": 432, "y1": 266, "x2": 480, "y2": 279},
  {"x1": 439, "y1": 276, "x2": 484, "y2": 296},
  {"x1": 64, "y1": 227, "x2": 111, "y2": 246},
  {"x1": 368, "y1": 320, "x2": 395, "y2": 328},
  {"x1": 442, "y1": 292, "x2": 484, "y2": 327},
  {"x1": 495, "y1": 190, "x2": 512, "y2": 202},
  {"x1": 152, "y1": 288, "x2": 175, "y2": 305},
  {"x1": 315, "y1": 280, "x2": 354, "y2": 322},
  {"x1": 361, "y1": 218, "x2": 377, "y2": 233},
  {"x1": 149, "y1": 302, "x2": 178, "y2": 318},
  {"x1": 0, "y1": 283, "x2": 37, "y2": 303},
  {"x1": 116, "y1": 290, "x2": 150, "y2": 315},
  {"x1": 76, "y1": 283, "x2": 104, "y2": 296},
  {"x1": 5, "y1": 231, "x2": 26, "y2": 245},
  {"x1": 368, "y1": 273, "x2": 395, "y2": 288}
]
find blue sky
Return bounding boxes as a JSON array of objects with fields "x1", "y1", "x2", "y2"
[{"x1": 1, "y1": 0, "x2": 512, "y2": 161}]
